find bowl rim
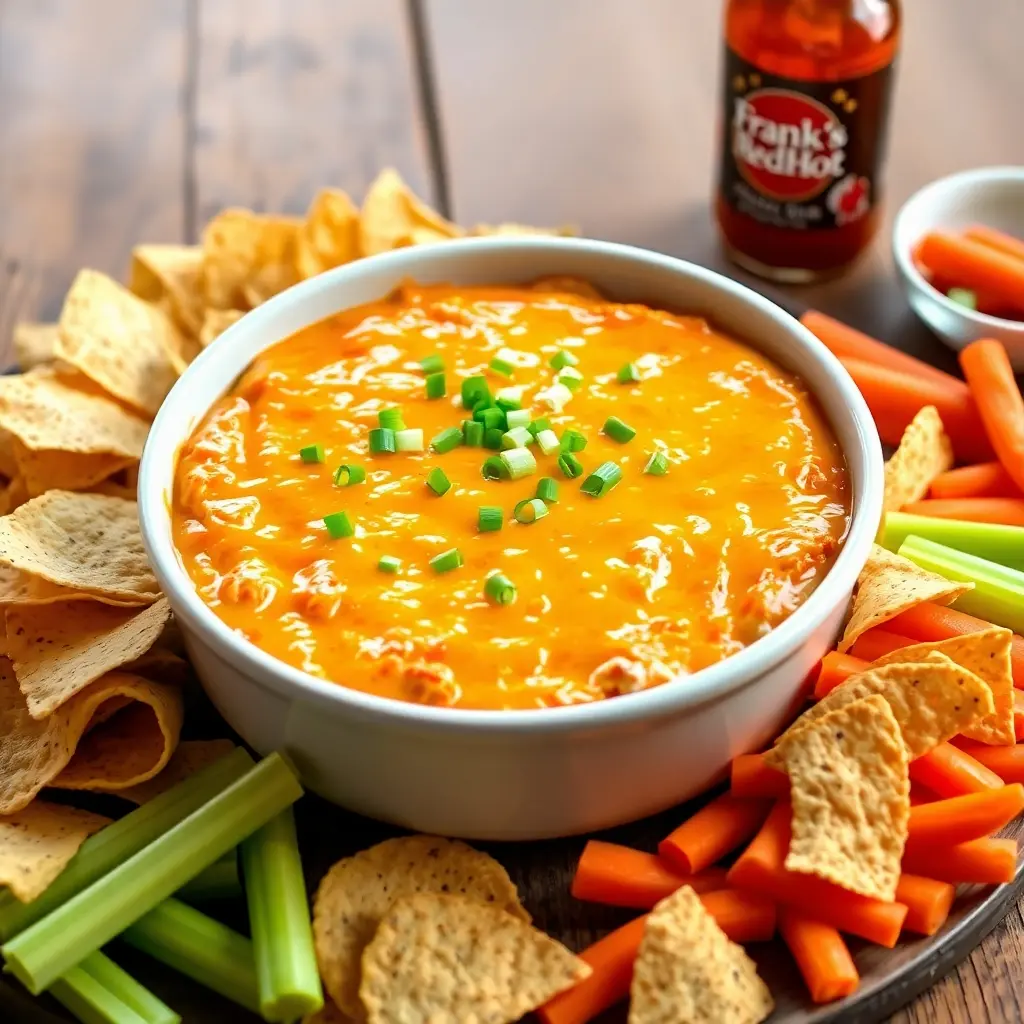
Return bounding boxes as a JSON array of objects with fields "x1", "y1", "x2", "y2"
[
  {"x1": 892, "y1": 164, "x2": 1024, "y2": 334},
  {"x1": 139, "y1": 236, "x2": 883, "y2": 736}
]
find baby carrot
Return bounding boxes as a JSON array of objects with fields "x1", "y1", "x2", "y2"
[
  {"x1": 730, "y1": 753, "x2": 789, "y2": 800},
  {"x1": 901, "y1": 498, "x2": 1024, "y2": 527},
  {"x1": 963, "y1": 225, "x2": 1024, "y2": 266},
  {"x1": 960, "y1": 339, "x2": 1024, "y2": 493},
  {"x1": 902, "y1": 837, "x2": 1017, "y2": 885},
  {"x1": 777, "y1": 908, "x2": 859, "y2": 1004},
  {"x1": 909, "y1": 742, "x2": 1004, "y2": 797},
  {"x1": 726, "y1": 802, "x2": 908, "y2": 947},
  {"x1": 659, "y1": 793, "x2": 771, "y2": 875},
  {"x1": 838, "y1": 356, "x2": 994, "y2": 463},
  {"x1": 699, "y1": 888, "x2": 777, "y2": 943},
  {"x1": 918, "y1": 232, "x2": 1024, "y2": 312},
  {"x1": 800, "y1": 310, "x2": 961, "y2": 386},
  {"x1": 813, "y1": 651, "x2": 868, "y2": 699},
  {"x1": 1015, "y1": 690, "x2": 1024, "y2": 741},
  {"x1": 907, "y1": 784, "x2": 1024, "y2": 846},
  {"x1": 930, "y1": 462, "x2": 1022, "y2": 500},
  {"x1": 570, "y1": 841, "x2": 725, "y2": 909},
  {"x1": 895, "y1": 874, "x2": 957, "y2": 936},
  {"x1": 954, "y1": 740, "x2": 1024, "y2": 784},
  {"x1": 848, "y1": 629, "x2": 914, "y2": 664},
  {"x1": 886, "y1": 602, "x2": 1024, "y2": 689}
]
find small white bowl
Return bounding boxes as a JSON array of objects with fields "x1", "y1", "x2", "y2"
[
  {"x1": 139, "y1": 238, "x2": 883, "y2": 840},
  {"x1": 893, "y1": 166, "x2": 1024, "y2": 371}
]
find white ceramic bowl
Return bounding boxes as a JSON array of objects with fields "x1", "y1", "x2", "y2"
[
  {"x1": 893, "y1": 166, "x2": 1024, "y2": 371},
  {"x1": 139, "y1": 238, "x2": 883, "y2": 840}
]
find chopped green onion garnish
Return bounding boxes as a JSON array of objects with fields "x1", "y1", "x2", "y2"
[
  {"x1": 536, "y1": 382, "x2": 574, "y2": 413},
  {"x1": 603, "y1": 416, "x2": 636, "y2": 443},
  {"x1": 500, "y1": 426, "x2": 533, "y2": 450},
  {"x1": 536, "y1": 477, "x2": 559, "y2": 503},
  {"x1": 581, "y1": 461, "x2": 623, "y2": 497},
  {"x1": 477, "y1": 506, "x2": 504, "y2": 532},
  {"x1": 560, "y1": 429, "x2": 587, "y2": 452},
  {"x1": 429, "y1": 548, "x2": 463, "y2": 574},
  {"x1": 505, "y1": 408, "x2": 532, "y2": 430},
  {"x1": 463, "y1": 420, "x2": 484, "y2": 447},
  {"x1": 557, "y1": 452, "x2": 584, "y2": 479},
  {"x1": 947, "y1": 287, "x2": 977, "y2": 310},
  {"x1": 499, "y1": 448, "x2": 537, "y2": 480},
  {"x1": 489, "y1": 357, "x2": 514, "y2": 377},
  {"x1": 323, "y1": 512, "x2": 355, "y2": 539},
  {"x1": 378, "y1": 555, "x2": 402, "y2": 573},
  {"x1": 484, "y1": 573, "x2": 517, "y2": 606},
  {"x1": 394, "y1": 428, "x2": 424, "y2": 452},
  {"x1": 535, "y1": 429, "x2": 560, "y2": 456},
  {"x1": 378, "y1": 407, "x2": 405, "y2": 430},
  {"x1": 557, "y1": 367, "x2": 584, "y2": 392},
  {"x1": 643, "y1": 451, "x2": 669, "y2": 476},
  {"x1": 528, "y1": 417, "x2": 552, "y2": 436},
  {"x1": 420, "y1": 354, "x2": 444, "y2": 374},
  {"x1": 299, "y1": 444, "x2": 324, "y2": 464},
  {"x1": 617, "y1": 362, "x2": 640, "y2": 383},
  {"x1": 495, "y1": 385, "x2": 524, "y2": 410},
  {"x1": 333, "y1": 464, "x2": 366, "y2": 487},
  {"x1": 425, "y1": 372, "x2": 447, "y2": 400},
  {"x1": 514, "y1": 498, "x2": 549, "y2": 524},
  {"x1": 549, "y1": 350, "x2": 579, "y2": 370},
  {"x1": 461, "y1": 375, "x2": 490, "y2": 409},
  {"x1": 430, "y1": 426, "x2": 463, "y2": 454},
  {"x1": 475, "y1": 406, "x2": 505, "y2": 430},
  {"x1": 426, "y1": 467, "x2": 452, "y2": 496},
  {"x1": 481, "y1": 455, "x2": 510, "y2": 480},
  {"x1": 368, "y1": 427, "x2": 396, "y2": 454},
  {"x1": 483, "y1": 427, "x2": 504, "y2": 450}
]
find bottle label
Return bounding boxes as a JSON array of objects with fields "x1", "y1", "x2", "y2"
[{"x1": 718, "y1": 47, "x2": 895, "y2": 231}]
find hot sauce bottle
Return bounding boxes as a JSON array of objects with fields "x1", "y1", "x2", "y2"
[{"x1": 716, "y1": 0, "x2": 901, "y2": 282}]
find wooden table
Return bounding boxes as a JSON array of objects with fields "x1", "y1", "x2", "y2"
[{"x1": 1, "y1": 2, "x2": 1023, "y2": 1021}]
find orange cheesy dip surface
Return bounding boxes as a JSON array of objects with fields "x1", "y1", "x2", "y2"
[{"x1": 172, "y1": 281, "x2": 850, "y2": 710}]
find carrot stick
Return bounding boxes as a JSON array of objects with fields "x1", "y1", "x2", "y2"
[
  {"x1": 1014, "y1": 689, "x2": 1024, "y2": 741},
  {"x1": 886, "y1": 602, "x2": 1024, "y2": 689},
  {"x1": 777, "y1": 908, "x2": 859, "y2": 1003},
  {"x1": 813, "y1": 652, "x2": 868, "y2": 699},
  {"x1": 918, "y1": 232, "x2": 1024, "y2": 312},
  {"x1": 960, "y1": 339, "x2": 1024, "y2": 493},
  {"x1": 953, "y1": 740, "x2": 1024, "y2": 784},
  {"x1": 930, "y1": 462, "x2": 1023, "y2": 500},
  {"x1": 848, "y1": 629, "x2": 915, "y2": 664},
  {"x1": 726, "y1": 802, "x2": 908, "y2": 947},
  {"x1": 838, "y1": 356, "x2": 995, "y2": 463},
  {"x1": 571, "y1": 841, "x2": 726, "y2": 909},
  {"x1": 659, "y1": 793, "x2": 771, "y2": 875},
  {"x1": 963, "y1": 225, "x2": 1024, "y2": 267},
  {"x1": 901, "y1": 498, "x2": 1024, "y2": 527},
  {"x1": 907, "y1": 784, "x2": 1024, "y2": 846},
  {"x1": 699, "y1": 888, "x2": 777, "y2": 943},
  {"x1": 902, "y1": 837, "x2": 1018, "y2": 885},
  {"x1": 895, "y1": 874, "x2": 957, "y2": 936},
  {"x1": 730, "y1": 753, "x2": 789, "y2": 800},
  {"x1": 800, "y1": 310, "x2": 961, "y2": 386},
  {"x1": 909, "y1": 741, "x2": 1005, "y2": 797}
]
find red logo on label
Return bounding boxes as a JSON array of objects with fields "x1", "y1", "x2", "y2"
[{"x1": 732, "y1": 89, "x2": 848, "y2": 202}]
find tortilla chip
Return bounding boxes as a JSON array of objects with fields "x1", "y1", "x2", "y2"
[
  {"x1": 771, "y1": 696, "x2": 909, "y2": 900},
  {"x1": 296, "y1": 189, "x2": 361, "y2": 279},
  {"x1": 774, "y1": 653, "x2": 993, "y2": 760},
  {"x1": 6, "y1": 598, "x2": 171, "y2": 718},
  {"x1": 11, "y1": 439, "x2": 135, "y2": 499},
  {"x1": 471, "y1": 223, "x2": 571, "y2": 237},
  {"x1": 359, "y1": 168, "x2": 462, "y2": 257},
  {"x1": 115, "y1": 738, "x2": 236, "y2": 804},
  {"x1": 883, "y1": 406, "x2": 953, "y2": 515},
  {"x1": 0, "y1": 492, "x2": 158, "y2": 605},
  {"x1": 198, "y1": 307, "x2": 245, "y2": 348},
  {"x1": 123, "y1": 648, "x2": 191, "y2": 686},
  {"x1": 0, "y1": 477, "x2": 27, "y2": 518},
  {"x1": 629, "y1": 885, "x2": 773, "y2": 1024},
  {"x1": 870, "y1": 628, "x2": 1015, "y2": 746},
  {"x1": 838, "y1": 545, "x2": 973, "y2": 653},
  {"x1": 359, "y1": 892, "x2": 586, "y2": 1024},
  {"x1": 0, "y1": 801, "x2": 110, "y2": 902},
  {"x1": 13, "y1": 324, "x2": 60, "y2": 372},
  {"x1": 0, "y1": 433, "x2": 19, "y2": 481},
  {"x1": 56, "y1": 269, "x2": 181, "y2": 417},
  {"x1": 0, "y1": 661, "x2": 182, "y2": 813},
  {"x1": 313, "y1": 835, "x2": 527, "y2": 1018},
  {"x1": 129, "y1": 244, "x2": 205, "y2": 338},
  {"x1": 0, "y1": 565, "x2": 142, "y2": 608}
]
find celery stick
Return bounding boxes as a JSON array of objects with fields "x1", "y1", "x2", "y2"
[
  {"x1": 241, "y1": 808, "x2": 323, "y2": 1021},
  {"x1": 78, "y1": 951, "x2": 180, "y2": 1024},
  {"x1": 3, "y1": 752, "x2": 302, "y2": 994},
  {"x1": 177, "y1": 851, "x2": 242, "y2": 904},
  {"x1": 898, "y1": 535, "x2": 1024, "y2": 633},
  {"x1": 49, "y1": 966, "x2": 149, "y2": 1024},
  {"x1": 0, "y1": 747, "x2": 254, "y2": 942},
  {"x1": 883, "y1": 512, "x2": 1024, "y2": 571},
  {"x1": 121, "y1": 897, "x2": 259, "y2": 1014}
]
